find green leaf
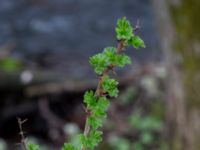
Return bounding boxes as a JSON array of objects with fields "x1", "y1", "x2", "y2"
[
  {"x1": 79, "y1": 134, "x2": 90, "y2": 149},
  {"x1": 103, "y1": 47, "x2": 116, "y2": 56},
  {"x1": 83, "y1": 91, "x2": 96, "y2": 108},
  {"x1": 28, "y1": 143, "x2": 41, "y2": 150},
  {"x1": 116, "y1": 17, "x2": 134, "y2": 41},
  {"x1": 103, "y1": 47, "x2": 117, "y2": 64},
  {"x1": 102, "y1": 76, "x2": 119, "y2": 97},
  {"x1": 128, "y1": 36, "x2": 145, "y2": 49},
  {"x1": 117, "y1": 54, "x2": 132, "y2": 67},
  {"x1": 92, "y1": 96, "x2": 109, "y2": 117},
  {"x1": 96, "y1": 97, "x2": 109, "y2": 112},
  {"x1": 88, "y1": 116, "x2": 103, "y2": 129},
  {"x1": 89, "y1": 53, "x2": 108, "y2": 75},
  {"x1": 89, "y1": 130, "x2": 103, "y2": 146},
  {"x1": 90, "y1": 47, "x2": 117, "y2": 75},
  {"x1": 103, "y1": 47, "x2": 131, "y2": 67},
  {"x1": 79, "y1": 130, "x2": 102, "y2": 149},
  {"x1": 61, "y1": 143, "x2": 78, "y2": 150},
  {"x1": 90, "y1": 46, "x2": 132, "y2": 75}
]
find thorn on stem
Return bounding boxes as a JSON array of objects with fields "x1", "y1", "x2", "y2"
[{"x1": 134, "y1": 19, "x2": 140, "y2": 31}]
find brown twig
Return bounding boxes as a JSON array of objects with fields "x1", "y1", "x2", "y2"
[{"x1": 17, "y1": 118, "x2": 28, "y2": 150}]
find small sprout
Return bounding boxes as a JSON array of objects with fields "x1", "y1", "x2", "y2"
[{"x1": 116, "y1": 17, "x2": 134, "y2": 41}]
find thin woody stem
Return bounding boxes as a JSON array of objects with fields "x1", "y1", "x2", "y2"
[
  {"x1": 95, "y1": 40, "x2": 125, "y2": 97},
  {"x1": 82, "y1": 40, "x2": 125, "y2": 150},
  {"x1": 17, "y1": 118, "x2": 28, "y2": 150}
]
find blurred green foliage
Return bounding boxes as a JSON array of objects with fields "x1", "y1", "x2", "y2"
[
  {"x1": 28, "y1": 143, "x2": 41, "y2": 150},
  {"x1": 109, "y1": 136, "x2": 131, "y2": 150},
  {"x1": 0, "y1": 57, "x2": 21, "y2": 72}
]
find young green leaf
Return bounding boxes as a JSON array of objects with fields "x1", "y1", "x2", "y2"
[
  {"x1": 116, "y1": 54, "x2": 132, "y2": 67},
  {"x1": 96, "y1": 97, "x2": 109, "y2": 113},
  {"x1": 128, "y1": 36, "x2": 145, "y2": 49},
  {"x1": 103, "y1": 47, "x2": 117, "y2": 64},
  {"x1": 116, "y1": 17, "x2": 134, "y2": 41},
  {"x1": 102, "y1": 76, "x2": 119, "y2": 97},
  {"x1": 89, "y1": 53, "x2": 108, "y2": 75},
  {"x1": 89, "y1": 130, "x2": 103, "y2": 147},
  {"x1": 92, "y1": 96, "x2": 109, "y2": 117},
  {"x1": 79, "y1": 130, "x2": 102, "y2": 149},
  {"x1": 87, "y1": 116, "x2": 103, "y2": 129},
  {"x1": 79, "y1": 134, "x2": 91, "y2": 149},
  {"x1": 83, "y1": 91, "x2": 96, "y2": 109},
  {"x1": 103, "y1": 47, "x2": 131, "y2": 67}
]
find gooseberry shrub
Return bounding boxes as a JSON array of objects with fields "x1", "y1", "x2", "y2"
[{"x1": 27, "y1": 17, "x2": 145, "y2": 150}]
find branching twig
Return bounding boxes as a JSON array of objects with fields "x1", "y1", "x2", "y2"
[
  {"x1": 17, "y1": 118, "x2": 28, "y2": 150},
  {"x1": 81, "y1": 17, "x2": 145, "y2": 150},
  {"x1": 82, "y1": 40, "x2": 125, "y2": 149}
]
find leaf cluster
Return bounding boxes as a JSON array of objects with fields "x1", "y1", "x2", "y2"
[
  {"x1": 79, "y1": 91, "x2": 110, "y2": 149},
  {"x1": 90, "y1": 47, "x2": 131, "y2": 75},
  {"x1": 116, "y1": 17, "x2": 145, "y2": 49},
  {"x1": 102, "y1": 76, "x2": 119, "y2": 97},
  {"x1": 79, "y1": 130, "x2": 102, "y2": 149}
]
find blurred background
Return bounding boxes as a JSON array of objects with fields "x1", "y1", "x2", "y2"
[{"x1": 0, "y1": 0, "x2": 199, "y2": 150}]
